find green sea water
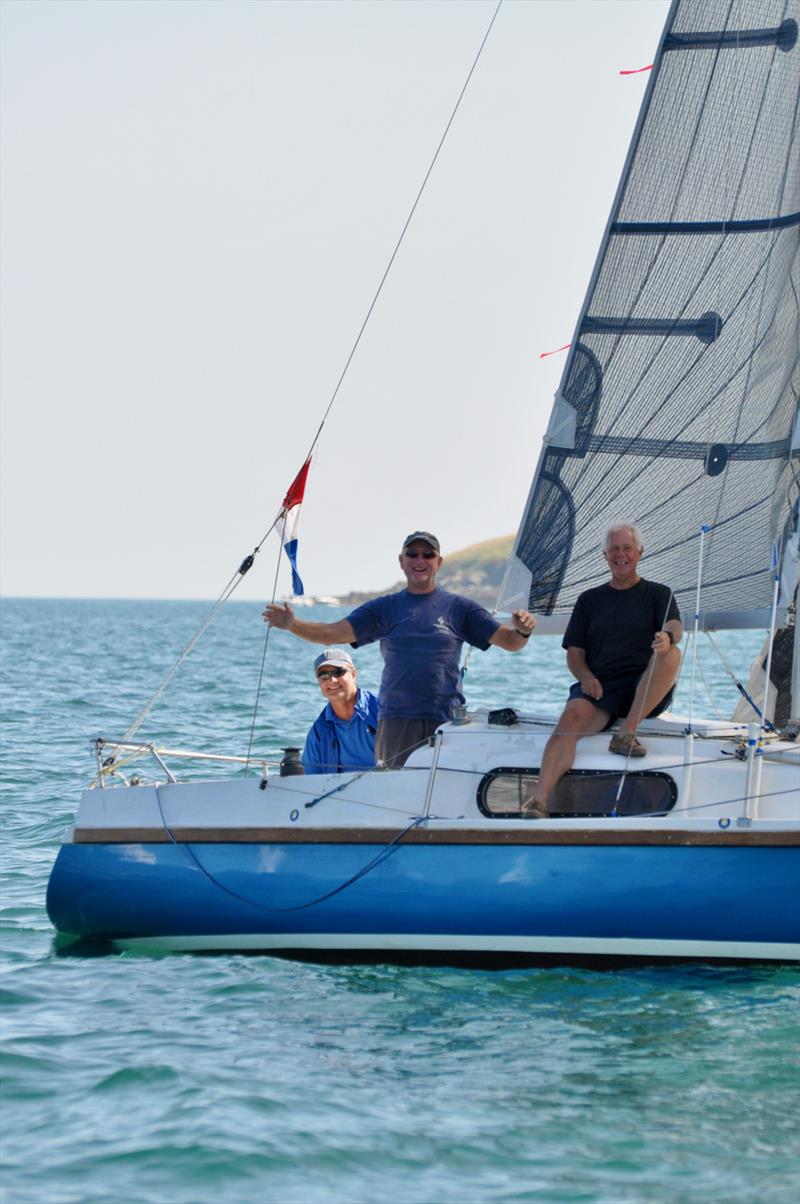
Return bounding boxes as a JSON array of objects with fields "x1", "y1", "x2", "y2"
[{"x1": 2, "y1": 598, "x2": 799, "y2": 1203}]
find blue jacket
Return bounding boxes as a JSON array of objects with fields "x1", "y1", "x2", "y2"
[{"x1": 302, "y1": 688, "x2": 379, "y2": 774}]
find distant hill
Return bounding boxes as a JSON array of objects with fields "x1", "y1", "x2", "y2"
[{"x1": 337, "y1": 534, "x2": 514, "y2": 608}]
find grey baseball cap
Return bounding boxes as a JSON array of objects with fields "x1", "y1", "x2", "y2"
[
  {"x1": 313, "y1": 647, "x2": 355, "y2": 673},
  {"x1": 402, "y1": 531, "x2": 440, "y2": 552}
]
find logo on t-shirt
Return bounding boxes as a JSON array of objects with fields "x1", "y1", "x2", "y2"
[{"x1": 434, "y1": 615, "x2": 451, "y2": 634}]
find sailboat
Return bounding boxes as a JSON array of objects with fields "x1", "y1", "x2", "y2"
[{"x1": 47, "y1": 0, "x2": 800, "y2": 962}]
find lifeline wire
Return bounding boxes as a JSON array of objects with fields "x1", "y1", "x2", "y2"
[{"x1": 270, "y1": 765, "x2": 799, "y2": 821}]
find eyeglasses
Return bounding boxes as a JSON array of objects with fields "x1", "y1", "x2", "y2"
[
  {"x1": 404, "y1": 549, "x2": 436, "y2": 559},
  {"x1": 317, "y1": 667, "x2": 349, "y2": 681}
]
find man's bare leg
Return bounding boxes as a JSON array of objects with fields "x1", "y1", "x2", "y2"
[
  {"x1": 522, "y1": 698, "x2": 611, "y2": 816},
  {"x1": 619, "y1": 646, "x2": 681, "y2": 735}
]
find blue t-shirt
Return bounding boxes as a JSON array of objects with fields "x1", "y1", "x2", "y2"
[
  {"x1": 347, "y1": 588, "x2": 500, "y2": 722},
  {"x1": 302, "y1": 688, "x2": 379, "y2": 774}
]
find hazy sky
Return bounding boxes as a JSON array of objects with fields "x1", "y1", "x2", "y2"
[{"x1": 2, "y1": 0, "x2": 669, "y2": 601}]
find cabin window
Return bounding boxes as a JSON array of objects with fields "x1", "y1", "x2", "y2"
[{"x1": 478, "y1": 767, "x2": 677, "y2": 819}]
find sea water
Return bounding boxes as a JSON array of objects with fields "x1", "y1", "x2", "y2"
[{"x1": 2, "y1": 598, "x2": 798, "y2": 1204}]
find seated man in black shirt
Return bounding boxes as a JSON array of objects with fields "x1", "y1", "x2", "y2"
[{"x1": 523, "y1": 523, "x2": 683, "y2": 819}]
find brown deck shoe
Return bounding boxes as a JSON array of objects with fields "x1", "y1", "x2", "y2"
[{"x1": 608, "y1": 732, "x2": 647, "y2": 758}]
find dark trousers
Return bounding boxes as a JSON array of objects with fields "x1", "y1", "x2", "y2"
[{"x1": 375, "y1": 717, "x2": 440, "y2": 768}]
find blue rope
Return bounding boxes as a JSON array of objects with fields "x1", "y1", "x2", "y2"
[
  {"x1": 304, "y1": 771, "x2": 367, "y2": 810},
  {"x1": 154, "y1": 783, "x2": 426, "y2": 914}
]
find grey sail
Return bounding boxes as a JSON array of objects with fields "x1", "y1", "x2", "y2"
[{"x1": 500, "y1": 0, "x2": 800, "y2": 633}]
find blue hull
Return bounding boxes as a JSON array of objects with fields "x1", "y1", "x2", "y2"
[{"x1": 47, "y1": 840, "x2": 800, "y2": 958}]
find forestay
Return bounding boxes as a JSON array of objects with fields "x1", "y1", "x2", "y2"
[{"x1": 500, "y1": 0, "x2": 800, "y2": 632}]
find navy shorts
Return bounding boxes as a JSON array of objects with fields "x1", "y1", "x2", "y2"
[{"x1": 567, "y1": 671, "x2": 674, "y2": 727}]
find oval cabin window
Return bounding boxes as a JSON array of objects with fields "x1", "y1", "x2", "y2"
[{"x1": 478, "y1": 768, "x2": 677, "y2": 819}]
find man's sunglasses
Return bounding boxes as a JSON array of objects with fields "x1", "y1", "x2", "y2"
[
  {"x1": 317, "y1": 667, "x2": 349, "y2": 681},
  {"x1": 404, "y1": 549, "x2": 437, "y2": 559}
]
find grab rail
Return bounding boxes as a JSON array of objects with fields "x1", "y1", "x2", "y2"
[{"x1": 92, "y1": 738, "x2": 277, "y2": 788}]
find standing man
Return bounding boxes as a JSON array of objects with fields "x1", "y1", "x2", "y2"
[
  {"x1": 265, "y1": 531, "x2": 535, "y2": 767},
  {"x1": 302, "y1": 648, "x2": 379, "y2": 774},
  {"x1": 523, "y1": 522, "x2": 682, "y2": 818}
]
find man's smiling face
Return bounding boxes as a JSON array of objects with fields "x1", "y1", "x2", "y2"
[
  {"x1": 316, "y1": 664, "x2": 357, "y2": 706},
  {"x1": 399, "y1": 540, "x2": 442, "y2": 594},
  {"x1": 603, "y1": 526, "x2": 643, "y2": 587}
]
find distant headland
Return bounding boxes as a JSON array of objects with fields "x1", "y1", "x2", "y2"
[
  {"x1": 334, "y1": 535, "x2": 514, "y2": 609},
  {"x1": 284, "y1": 536, "x2": 515, "y2": 609}
]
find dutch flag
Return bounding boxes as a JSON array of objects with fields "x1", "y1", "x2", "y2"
[{"x1": 281, "y1": 457, "x2": 312, "y2": 596}]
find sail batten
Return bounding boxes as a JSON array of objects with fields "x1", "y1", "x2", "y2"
[
  {"x1": 580, "y1": 313, "x2": 723, "y2": 341},
  {"x1": 500, "y1": 0, "x2": 800, "y2": 633},
  {"x1": 612, "y1": 211, "x2": 800, "y2": 234},
  {"x1": 662, "y1": 18, "x2": 797, "y2": 52}
]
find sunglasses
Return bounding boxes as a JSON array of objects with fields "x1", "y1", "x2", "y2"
[
  {"x1": 404, "y1": 549, "x2": 437, "y2": 559},
  {"x1": 317, "y1": 667, "x2": 349, "y2": 681}
]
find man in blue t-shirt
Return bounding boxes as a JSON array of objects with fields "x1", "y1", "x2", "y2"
[
  {"x1": 265, "y1": 531, "x2": 535, "y2": 766},
  {"x1": 522, "y1": 522, "x2": 683, "y2": 819},
  {"x1": 302, "y1": 648, "x2": 379, "y2": 774}
]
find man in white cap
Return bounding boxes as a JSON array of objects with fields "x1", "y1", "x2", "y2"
[
  {"x1": 265, "y1": 530, "x2": 535, "y2": 767},
  {"x1": 302, "y1": 648, "x2": 379, "y2": 774}
]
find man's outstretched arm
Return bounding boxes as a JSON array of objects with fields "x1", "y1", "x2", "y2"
[
  {"x1": 263, "y1": 602, "x2": 356, "y2": 646},
  {"x1": 489, "y1": 610, "x2": 536, "y2": 652}
]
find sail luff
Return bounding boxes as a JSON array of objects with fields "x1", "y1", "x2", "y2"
[
  {"x1": 501, "y1": 0, "x2": 683, "y2": 619},
  {"x1": 500, "y1": 0, "x2": 800, "y2": 634},
  {"x1": 502, "y1": 1, "x2": 679, "y2": 615}
]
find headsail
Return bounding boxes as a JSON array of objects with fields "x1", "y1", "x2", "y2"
[{"x1": 500, "y1": 0, "x2": 800, "y2": 632}]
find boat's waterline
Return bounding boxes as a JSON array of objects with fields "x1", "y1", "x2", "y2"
[
  {"x1": 112, "y1": 930, "x2": 800, "y2": 961},
  {"x1": 46, "y1": 710, "x2": 800, "y2": 962}
]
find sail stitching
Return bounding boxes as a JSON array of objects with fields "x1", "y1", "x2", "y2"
[
  {"x1": 564, "y1": 238, "x2": 795, "y2": 580},
  {"x1": 705, "y1": 16, "x2": 788, "y2": 549},
  {"x1": 561, "y1": 2, "x2": 792, "y2": 574}
]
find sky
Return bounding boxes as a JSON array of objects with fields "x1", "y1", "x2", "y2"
[{"x1": 1, "y1": 0, "x2": 670, "y2": 601}]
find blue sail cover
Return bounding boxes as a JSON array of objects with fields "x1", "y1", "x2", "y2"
[{"x1": 500, "y1": 0, "x2": 800, "y2": 631}]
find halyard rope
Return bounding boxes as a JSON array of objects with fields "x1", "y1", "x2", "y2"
[
  {"x1": 244, "y1": 512, "x2": 289, "y2": 772},
  {"x1": 119, "y1": 2, "x2": 504, "y2": 745},
  {"x1": 612, "y1": 588, "x2": 678, "y2": 811}
]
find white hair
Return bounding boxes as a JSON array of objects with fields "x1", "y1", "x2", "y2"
[{"x1": 603, "y1": 522, "x2": 644, "y2": 552}]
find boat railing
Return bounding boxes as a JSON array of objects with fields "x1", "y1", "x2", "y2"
[{"x1": 92, "y1": 738, "x2": 278, "y2": 788}]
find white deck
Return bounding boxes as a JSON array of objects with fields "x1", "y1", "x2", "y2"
[{"x1": 71, "y1": 709, "x2": 800, "y2": 834}]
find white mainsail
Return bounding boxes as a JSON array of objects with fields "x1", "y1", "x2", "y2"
[{"x1": 500, "y1": 0, "x2": 800, "y2": 633}]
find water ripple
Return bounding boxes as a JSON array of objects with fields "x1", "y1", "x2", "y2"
[{"x1": 2, "y1": 600, "x2": 798, "y2": 1203}]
